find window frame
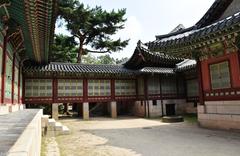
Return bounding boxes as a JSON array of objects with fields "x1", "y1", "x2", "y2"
[{"x1": 209, "y1": 60, "x2": 232, "y2": 90}]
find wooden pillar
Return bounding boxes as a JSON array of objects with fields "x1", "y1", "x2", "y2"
[
  {"x1": 197, "y1": 61, "x2": 204, "y2": 105},
  {"x1": 144, "y1": 76, "x2": 149, "y2": 118},
  {"x1": 1, "y1": 33, "x2": 7, "y2": 104},
  {"x1": 83, "y1": 78, "x2": 88, "y2": 102},
  {"x1": 18, "y1": 65, "x2": 21, "y2": 104},
  {"x1": 159, "y1": 75, "x2": 164, "y2": 116},
  {"x1": 111, "y1": 79, "x2": 115, "y2": 100},
  {"x1": 11, "y1": 52, "x2": 16, "y2": 104},
  {"x1": 22, "y1": 75, "x2": 25, "y2": 104},
  {"x1": 52, "y1": 78, "x2": 58, "y2": 103}
]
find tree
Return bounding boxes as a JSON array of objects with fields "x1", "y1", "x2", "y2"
[
  {"x1": 58, "y1": 0, "x2": 129, "y2": 63},
  {"x1": 49, "y1": 34, "x2": 78, "y2": 62},
  {"x1": 97, "y1": 54, "x2": 115, "y2": 65},
  {"x1": 115, "y1": 57, "x2": 129, "y2": 64}
]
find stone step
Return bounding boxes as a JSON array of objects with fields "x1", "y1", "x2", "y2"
[
  {"x1": 48, "y1": 118, "x2": 56, "y2": 127},
  {"x1": 55, "y1": 122, "x2": 63, "y2": 131},
  {"x1": 61, "y1": 125, "x2": 70, "y2": 135}
]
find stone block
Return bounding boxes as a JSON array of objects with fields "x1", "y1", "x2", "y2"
[
  {"x1": 197, "y1": 105, "x2": 205, "y2": 114},
  {"x1": 232, "y1": 115, "x2": 240, "y2": 122},
  {"x1": 110, "y1": 101, "x2": 117, "y2": 118},
  {"x1": 52, "y1": 103, "x2": 59, "y2": 120},
  {"x1": 206, "y1": 105, "x2": 217, "y2": 114},
  {"x1": 83, "y1": 102, "x2": 89, "y2": 120},
  {"x1": 0, "y1": 105, "x2": 9, "y2": 115},
  {"x1": 41, "y1": 115, "x2": 49, "y2": 128}
]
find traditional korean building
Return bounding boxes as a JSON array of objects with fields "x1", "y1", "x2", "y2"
[
  {"x1": 23, "y1": 42, "x2": 198, "y2": 119},
  {"x1": 0, "y1": 0, "x2": 56, "y2": 114},
  {"x1": 148, "y1": 0, "x2": 240, "y2": 130},
  {"x1": 1, "y1": 0, "x2": 240, "y2": 131}
]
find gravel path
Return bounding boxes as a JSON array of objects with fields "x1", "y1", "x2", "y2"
[
  {"x1": 56, "y1": 117, "x2": 240, "y2": 156},
  {"x1": 45, "y1": 137, "x2": 60, "y2": 156}
]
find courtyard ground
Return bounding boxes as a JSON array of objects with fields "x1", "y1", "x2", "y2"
[{"x1": 56, "y1": 117, "x2": 240, "y2": 156}]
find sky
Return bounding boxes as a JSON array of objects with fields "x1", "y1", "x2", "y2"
[{"x1": 55, "y1": 0, "x2": 215, "y2": 59}]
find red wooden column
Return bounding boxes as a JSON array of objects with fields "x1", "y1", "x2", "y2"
[
  {"x1": 83, "y1": 78, "x2": 88, "y2": 102},
  {"x1": 52, "y1": 78, "x2": 58, "y2": 103},
  {"x1": 197, "y1": 61, "x2": 204, "y2": 105},
  {"x1": 11, "y1": 52, "x2": 16, "y2": 104},
  {"x1": 111, "y1": 79, "x2": 115, "y2": 101},
  {"x1": 22, "y1": 75, "x2": 25, "y2": 104},
  {"x1": 1, "y1": 30, "x2": 8, "y2": 104},
  {"x1": 18, "y1": 65, "x2": 21, "y2": 104}
]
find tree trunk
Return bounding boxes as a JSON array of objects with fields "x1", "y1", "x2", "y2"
[{"x1": 77, "y1": 41, "x2": 84, "y2": 63}]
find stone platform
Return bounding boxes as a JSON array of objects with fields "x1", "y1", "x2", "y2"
[{"x1": 0, "y1": 109, "x2": 42, "y2": 156}]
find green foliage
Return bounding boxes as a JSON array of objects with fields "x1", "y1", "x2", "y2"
[
  {"x1": 97, "y1": 54, "x2": 115, "y2": 64},
  {"x1": 82, "y1": 53, "x2": 128, "y2": 65},
  {"x1": 115, "y1": 57, "x2": 129, "y2": 64},
  {"x1": 49, "y1": 34, "x2": 78, "y2": 63},
  {"x1": 57, "y1": 0, "x2": 129, "y2": 62}
]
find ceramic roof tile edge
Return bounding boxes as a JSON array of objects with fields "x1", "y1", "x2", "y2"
[
  {"x1": 148, "y1": 11, "x2": 240, "y2": 49},
  {"x1": 195, "y1": 0, "x2": 233, "y2": 29},
  {"x1": 124, "y1": 41, "x2": 185, "y2": 69}
]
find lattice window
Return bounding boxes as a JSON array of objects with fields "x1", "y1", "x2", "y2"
[
  {"x1": 161, "y1": 76, "x2": 177, "y2": 94},
  {"x1": 210, "y1": 61, "x2": 231, "y2": 89},
  {"x1": 148, "y1": 76, "x2": 160, "y2": 94},
  {"x1": 187, "y1": 79, "x2": 199, "y2": 97},
  {"x1": 14, "y1": 67, "x2": 19, "y2": 101},
  {"x1": 58, "y1": 79, "x2": 83, "y2": 97},
  {"x1": 138, "y1": 77, "x2": 144, "y2": 95},
  {"x1": 115, "y1": 80, "x2": 136, "y2": 96},
  {"x1": 178, "y1": 77, "x2": 185, "y2": 94},
  {"x1": 25, "y1": 79, "x2": 52, "y2": 97},
  {"x1": 5, "y1": 56, "x2": 12, "y2": 99},
  {"x1": 88, "y1": 79, "x2": 111, "y2": 96}
]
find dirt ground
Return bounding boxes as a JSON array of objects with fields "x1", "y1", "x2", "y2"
[{"x1": 56, "y1": 117, "x2": 240, "y2": 156}]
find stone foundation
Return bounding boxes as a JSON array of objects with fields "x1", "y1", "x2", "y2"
[
  {"x1": 0, "y1": 104, "x2": 25, "y2": 115},
  {"x1": 198, "y1": 101, "x2": 240, "y2": 130},
  {"x1": 0, "y1": 109, "x2": 43, "y2": 156},
  {"x1": 83, "y1": 102, "x2": 89, "y2": 120},
  {"x1": 132, "y1": 99, "x2": 189, "y2": 118}
]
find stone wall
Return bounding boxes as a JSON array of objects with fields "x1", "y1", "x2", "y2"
[
  {"x1": 132, "y1": 99, "x2": 192, "y2": 118},
  {"x1": 198, "y1": 101, "x2": 240, "y2": 130},
  {"x1": 7, "y1": 109, "x2": 43, "y2": 156}
]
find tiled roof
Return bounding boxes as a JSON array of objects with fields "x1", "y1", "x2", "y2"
[
  {"x1": 124, "y1": 41, "x2": 184, "y2": 69},
  {"x1": 148, "y1": 11, "x2": 240, "y2": 50},
  {"x1": 140, "y1": 67, "x2": 175, "y2": 74},
  {"x1": 196, "y1": 0, "x2": 233, "y2": 28},
  {"x1": 23, "y1": 62, "x2": 139, "y2": 76},
  {"x1": 175, "y1": 59, "x2": 197, "y2": 72}
]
